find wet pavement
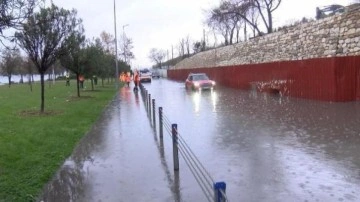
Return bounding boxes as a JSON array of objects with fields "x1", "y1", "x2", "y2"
[
  {"x1": 39, "y1": 79, "x2": 360, "y2": 202},
  {"x1": 39, "y1": 87, "x2": 179, "y2": 202}
]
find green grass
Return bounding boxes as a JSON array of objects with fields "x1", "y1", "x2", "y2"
[{"x1": 0, "y1": 81, "x2": 117, "y2": 201}]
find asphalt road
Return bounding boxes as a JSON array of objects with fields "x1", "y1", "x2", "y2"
[{"x1": 39, "y1": 78, "x2": 360, "y2": 202}]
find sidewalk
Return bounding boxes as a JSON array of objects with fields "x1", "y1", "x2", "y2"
[{"x1": 39, "y1": 87, "x2": 176, "y2": 202}]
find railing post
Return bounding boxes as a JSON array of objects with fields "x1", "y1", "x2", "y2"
[
  {"x1": 214, "y1": 182, "x2": 226, "y2": 202},
  {"x1": 148, "y1": 94, "x2": 152, "y2": 117},
  {"x1": 159, "y1": 107, "x2": 163, "y2": 139},
  {"x1": 172, "y1": 124, "x2": 179, "y2": 171},
  {"x1": 145, "y1": 90, "x2": 148, "y2": 108},
  {"x1": 152, "y1": 99, "x2": 156, "y2": 127},
  {"x1": 140, "y1": 84, "x2": 144, "y2": 96}
]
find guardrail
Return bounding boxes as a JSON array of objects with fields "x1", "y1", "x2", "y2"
[{"x1": 138, "y1": 84, "x2": 228, "y2": 202}]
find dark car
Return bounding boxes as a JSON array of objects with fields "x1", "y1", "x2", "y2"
[
  {"x1": 152, "y1": 70, "x2": 160, "y2": 78},
  {"x1": 185, "y1": 73, "x2": 216, "y2": 90}
]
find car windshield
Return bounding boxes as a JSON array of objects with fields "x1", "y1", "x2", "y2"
[
  {"x1": 192, "y1": 74, "x2": 209, "y2": 81},
  {"x1": 140, "y1": 69, "x2": 150, "y2": 74}
]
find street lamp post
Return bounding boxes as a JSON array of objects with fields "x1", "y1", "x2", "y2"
[
  {"x1": 113, "y1": 0, "x2": 119, "y2": 88},
  {"x1": 122, "y1": 24, "x2": 129, "y2": 64}
]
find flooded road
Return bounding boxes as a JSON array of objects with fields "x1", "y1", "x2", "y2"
[
  {"x1": 143, "y1": 79, "x2": 360, "y2": 201},
  {"x1": 40, "y1": 78, "x2": 360, "y2": 201}
]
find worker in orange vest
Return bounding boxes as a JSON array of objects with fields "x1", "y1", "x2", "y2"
[
  {"x1": 125, "y1": 72, "x2": 131, "y2": 87},
  {"x1": 133, "y1": 70, "x2": 140, "y2": 92},
  {"x1": 79, "y1": 75, "x2": 85, "y2": 88},
  {"x1": 119, "y1": 72, "x2": 124, "y2": 82}
]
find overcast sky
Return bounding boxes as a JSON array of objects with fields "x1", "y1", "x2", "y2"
[{"x1": 51, "y1": 0, "x2": 353, "y2": 69}]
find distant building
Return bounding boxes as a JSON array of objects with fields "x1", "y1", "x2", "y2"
[{"x1": 316, "y1": 4, "x2": 345, "y2": 20}]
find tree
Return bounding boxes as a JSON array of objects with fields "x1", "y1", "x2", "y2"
[
  {"x1": 23, "y1": 56, "x2": 37, "y2": 91},
  {"x1": 60, "y1": 28, "x2": 86, "y2": 97},
  {"x1": 16, "y1": 4, "x2": 82, "y2": 112},
  {"x1": 100, "y1": 31, "x2": 115, "y2": 54},
  {"x1": 0, "y1": 48, "x2": 23, "y2": 87},
  {"x1": 207, "y1": 4, "x2": 231, "y2": 45},
  {"x1": 0, "y1": 0, "x2": 38, "y2": 45},
  {"x1": 148, "y1": 48, "x2": 166, "y2": 69},
  {"x1": 185, "y1": 35, "x2": 191, "y2": 56},
  {"x1": 120, "y1": 34, "x2": 134, "y2": 65},
  {"x1": 252, "y1": 0, "x2": 281, "y2": 33},
  {"x1": 83, "y1": 38, "x2": 106, "y2": 91},
  {"x1": 209, "y1": 0, "x2": 281, "y2": 36},
  {"x1": 178, "y1": 39, "x2": 185, "y2": 58}
]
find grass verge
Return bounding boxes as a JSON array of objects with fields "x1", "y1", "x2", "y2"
[{"x1": 0, "y1": 81, "x2": 116, "y2": 201}]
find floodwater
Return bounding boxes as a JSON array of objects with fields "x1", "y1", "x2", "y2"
[
  {"x1": 39, "y1": 78, "x2": 360, "y2": 202},
  {"x1": 0, "y1": 75, "x2": 41, "y2": 85}
]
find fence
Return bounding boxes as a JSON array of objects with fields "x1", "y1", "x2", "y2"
[{"x1": 138, "y1": 84, "x2": 229, "y2": 202}]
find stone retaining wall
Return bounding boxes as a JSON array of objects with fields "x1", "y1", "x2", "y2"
[{"x1": 174, "y1": 4, "x2": 360, "y2": 69}]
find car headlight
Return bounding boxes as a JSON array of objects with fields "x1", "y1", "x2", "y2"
[
  {"x1": 194, "y1": 82, "x2": 200, "y2": 87},
  {"x1": 211, "y1": 81, "x2": 216, "y2": 86}
]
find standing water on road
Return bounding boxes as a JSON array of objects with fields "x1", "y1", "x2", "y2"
[
  {"x1": 39, "y1": 78, "x2": 360, "y2": 201},
  {"x1": 142, "y1": 79, "x2": 360, "y2": 202}
]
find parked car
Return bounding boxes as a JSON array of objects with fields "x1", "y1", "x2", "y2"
[
  {"x1": 152, "y1": 70, "x2": 160, "y2": 78},
  {"x1": 185, "y1": 73, "x2": 216, "y2": 90},
  {"x1": 139, "y1": 69, "x2": 152, "y2": 83}
]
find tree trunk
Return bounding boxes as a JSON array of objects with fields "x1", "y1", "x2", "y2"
[
  {"x1": 244, "y1": 23, "x2": 247, "y2": 41},
  {"x1": 91, "y1": 78, "x2": 94, "y2": 91},
  {"x1": 230, "y1": 26, "x2": 236, "y2": 45},
  {"x1": 40, "y1": 73, "x2": 45, "y2": 113},
  {"x1": 7, "y1": 75, "x2": 11, "y2": 88},
  {"x1": 28, "y1": 75, "x2": 33, "y2": 92},
  {"x1": 267, "y1": 8, "x2": 273, "y2": 33},
  {"x1": 236, "y1": 28, "x2": 240, "y2": 43},
  {"x1": 76, "y1": 73, "x2": 80, "y2": 97}
]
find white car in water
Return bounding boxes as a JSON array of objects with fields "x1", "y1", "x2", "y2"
[{"x1": 139, "y1": 69, "x2": 152, "y2": 83}]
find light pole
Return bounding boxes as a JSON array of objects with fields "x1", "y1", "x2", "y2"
[
  {"x1": 122, "y1": 24, "x2": 129, "y2": 64},
  {"x1": 113, "y1": 0, "x2": 119, "y2": 88}
]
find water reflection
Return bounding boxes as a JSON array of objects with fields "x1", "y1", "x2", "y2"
[
  {"x1": 188, "y1": 90, "x2": 218, "y2": 113},
  {"x1": 210, "y1": 90, "x2": 218, "y2": 112},
  {"x1": 192, "y1": 91, "x2": 201, "y2": 113}
]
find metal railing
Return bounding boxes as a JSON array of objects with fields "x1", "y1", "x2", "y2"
[{"x1": 138, "y1": 84, "x2": 228, "y2": 202}]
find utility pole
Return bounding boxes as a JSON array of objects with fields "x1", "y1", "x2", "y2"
[
  {"x1": 171, "y1": 45, "x2": 173, "y2": 60},
  {"x1": 113, "y1": 0, "x2": 119, "y2": 87}
]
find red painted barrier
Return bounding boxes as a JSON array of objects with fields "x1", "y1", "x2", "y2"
[{"x1": 168, "y1": 56, "x2": 360, "y2": 102}]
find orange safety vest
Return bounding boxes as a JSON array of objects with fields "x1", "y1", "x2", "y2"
[
  {"x1": 120, "y1": 74, "x2": 124, "y2": 82},
  {"x1": 134, "y1": 74, "x2": 140, "y2": 82},
  {"x1": 126, "y1": 74, "x2": 131, "y2": 82}
]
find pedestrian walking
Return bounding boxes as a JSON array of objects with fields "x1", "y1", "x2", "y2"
[
  {"x1": 133, "y1": 70, "x2": 140, "y2": 92},
  {"x1": 79, "y1": 75, "x2": 85, "y2": 89},
  {"x1": 66, "y1": 73, "x2": 70, "y2": 86},
  {"x1": 125, "y1": 72, "x2": 131, "y2": 87}
]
